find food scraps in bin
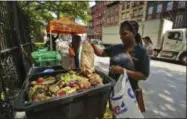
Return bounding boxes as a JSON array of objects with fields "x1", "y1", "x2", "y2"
[{"x1": 29, "y1": 71, "x2": 103, "y2": 102}]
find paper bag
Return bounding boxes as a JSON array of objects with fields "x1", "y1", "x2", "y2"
[{"x1": 80, "y1": 40, "x2": 95, "y2": 75}]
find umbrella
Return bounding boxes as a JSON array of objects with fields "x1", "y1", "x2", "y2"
[{"x1": 47, "y1": 17, "x2": 87, "y2": 50}]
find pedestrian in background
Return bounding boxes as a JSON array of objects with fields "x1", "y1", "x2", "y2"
[
  {"x1": 44, "y1": 34, "x2": 59, "y2": 51},
  {"x1": 71, "y1": 34, "x2": 81, "y2": 69},
  {"x1": 142, "y1": 36, "x2": 153, "y2": 56}
]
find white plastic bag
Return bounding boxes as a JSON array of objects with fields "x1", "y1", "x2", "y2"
[{"x1": 110, "y1": 70, "x2": 144, "y2": 118}]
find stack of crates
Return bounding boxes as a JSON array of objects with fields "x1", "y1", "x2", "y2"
[{"x1": 31, "y1": 50, "x2": 61, "y2": 67}]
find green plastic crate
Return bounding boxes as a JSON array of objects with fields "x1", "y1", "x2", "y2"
[{"x1": 31, "y1": 51, "x2": 61, "y2": 67}]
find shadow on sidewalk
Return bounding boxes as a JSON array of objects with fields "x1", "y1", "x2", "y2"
[{"x1": 140, "y1": 66, "x2": 186, "y2": 118}]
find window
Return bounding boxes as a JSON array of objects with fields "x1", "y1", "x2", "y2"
[
  {"x1": 116, "y1": 6, "x2": 119, "y2": 12},
  {"x1": 126, "y1": 2, "x2": 130, "y2": 9},
  {"x1": 126, "y1": 12, "x2": 130, "y2": 18},
  {"x1": 111, "y1": 16, "x2": 114, "y2": 22},
  {"x1": 148, "y1": 6, "x2": 153, "y2": 15},
  {"x1": 133, "y1": 9, "x2": 137, "y2": 17},
  {"x1": 136, "y1": 1, "x2": 140, "y2": 6},
  {"x1": 107, "y1": 18, "x2": 110, "y2": 23},
  {"x1": 167, "y1": 1, "x2": 173, "y2": 11},
  {"x1": 108, "y1": 9, "x2": 110, "y2": 15},
  {"x1": 111, "y1": 9, "x2": 114, "y2": 14},
  {"x1": 124, "y1": 13, "x2": 127, "y2": 19},
  {"x1": 140, "y1": 1, "x2": 144, "y2": 5},
  {"x1": 178, "y1": 1, "x2": 186, "y2": 8},
  {"x1": 115, "y1": 15, "x2": 118, "y2": 21},
  {"x1": 156, "y1": 4, "x2": 163, "y2": 13},
  {"x1": 122, "y1": 4, "x2": 125, "y2": 10},
  {"x1": 131, "y1": 1, "x2": 135, "y2": 7},
  {"x1": 139, "y1": 8, "x2": 143, "y2": 16},
  {"x1": 168, "y1": 32, "x2": 183, "y2": 41},
  {"x1": 174, "y1": 15, "x2": 183, "y2": 28},
  {"x1": 121, "y1": 13, "x2": 125, "y2": 19}
]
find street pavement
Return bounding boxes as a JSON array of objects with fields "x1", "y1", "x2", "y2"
[{"x1": 95, "y1": 56, "x2": 186, "y2": 118}]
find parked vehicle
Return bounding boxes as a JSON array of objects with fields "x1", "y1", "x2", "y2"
[
  {"x1": 140, "y1": 19, "x2": 187, "y2": 65},
  {"x1": 102, "y1": 26, "x2": 121, "y2": 46}
]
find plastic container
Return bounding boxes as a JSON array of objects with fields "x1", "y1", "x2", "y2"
[
  {"x1": 27, "y1": 66, "x2": 64, "y2": 76},
  {"x1": 31, "y1": 51, "x2": 61, "y2": 67},
  {"x1": 31, "y1": 51, "x2": 60, "y2": 60},
  {"x1": 14, "y1": 70, "x2": 115, "y2": 119}
]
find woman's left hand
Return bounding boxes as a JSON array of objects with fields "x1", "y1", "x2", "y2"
[{"x1": 110, "y1": 65, "x2": 124, "y2": 74}]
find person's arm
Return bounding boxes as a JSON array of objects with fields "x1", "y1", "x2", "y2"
[
  {"x1": 126, "y1": 70, "x2": 147, "y2": 80},
  {"x1": 91, "y1": 44, "x2": 107, "y2": 57},
  {"x1": 147, "y1": 45, "x2": 153, "y2": 55},
  {"x1": 110, "y1": 66, "x2": 147, "y2": 80},
  {"x1": 148, "y1": 50, "x2": 153, "y2": 55},
  {"x1": 110, "y1": 49, "x2": 150, "y2": 80}
]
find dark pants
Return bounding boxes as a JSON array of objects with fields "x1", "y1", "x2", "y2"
[{"x1": 74, "y1": 54, "x2": 79, "y2": 68}]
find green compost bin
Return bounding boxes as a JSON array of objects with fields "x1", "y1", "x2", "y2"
[{"x1": 31, "y1": 51, "x2": 61, "y2": 67}]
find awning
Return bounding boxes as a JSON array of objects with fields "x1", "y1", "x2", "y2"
[{"x1": 47, "y1": 17, "x2": 87, "y2": 34}]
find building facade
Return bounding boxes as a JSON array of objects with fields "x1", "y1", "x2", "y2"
[
  {"x1": 146, "y1": 1, "x2": 187, "y2": 28},
  {"x1": 103, "y1": 1, "x2": 121, "y2": 27},
  {"x1": 120, "y1": 1, "x2": 147, "y2": 23},
  {"x1": 91, "y1": 1, "x2": 108, "y2": 40}
]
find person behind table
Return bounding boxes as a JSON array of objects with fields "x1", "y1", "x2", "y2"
[
  {"x1": 71, "y1": 34, "x2": 81, "y2": 68},
  {"x1": 142, "y1": 36, "x2": 153, "y2": 56},
  {"x1": 91, "y1": 20, "x2": 150, "y2": 92},
  {"x1": 44, "y1": 33, "x2": 59, "y2": 51}
]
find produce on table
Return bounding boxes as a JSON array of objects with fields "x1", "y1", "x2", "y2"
[{"x1": 29, "y1": 71, "x2": 103, "y2": 102}]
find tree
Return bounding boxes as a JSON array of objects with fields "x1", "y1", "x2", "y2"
[{"x1": 18, "y1": 1, "x2": 91, "y2": 41}]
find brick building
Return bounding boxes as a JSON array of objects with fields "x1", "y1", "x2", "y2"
[
  {"x1": 91, "y1": 1, "x2": 108, "y2": 39},
  {"x1": 146, "y1": 1, "x2": 187, "y2": 28},
  {"x1": 120, "y1": 1, "x2": 147, "y2": 23},
  {"x1": 103, "y1": 1, "x2": 121, "y2": 27}
]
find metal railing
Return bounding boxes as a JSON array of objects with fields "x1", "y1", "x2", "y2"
[{"x1": 0, "y1": 1, "x2": 32, "y2": 103}]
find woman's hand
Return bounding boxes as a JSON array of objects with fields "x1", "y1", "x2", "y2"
[
  {"x1": 110, "y1": 65, "x2": 124, "y2": 74},
  {"x1": 87, "y1": 38, "x2": 94, "y2": 45}
]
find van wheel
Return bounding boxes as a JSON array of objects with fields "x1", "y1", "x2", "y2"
[{"x1": 179, "y1": 53, "x2": 187, "y2": 65}]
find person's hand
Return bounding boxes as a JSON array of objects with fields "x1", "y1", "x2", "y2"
[
  {"x1": 87, "y1": 38, "x2": 94, "y2": 45},
  {"x1": 110, "y1": 65, "x2": 124, "y2": 74}
]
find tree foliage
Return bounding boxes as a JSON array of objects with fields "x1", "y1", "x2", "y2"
[{"x1": 18, "y1": 1, "x2": 91, "y2": 41}]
